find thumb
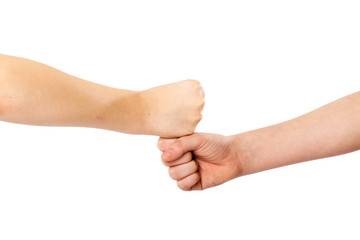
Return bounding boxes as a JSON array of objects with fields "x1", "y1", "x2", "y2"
[{"x1": 162, "y1": 133, "x2": 204, "y2": 162}]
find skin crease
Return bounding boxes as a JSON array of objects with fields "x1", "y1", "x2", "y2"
[
  {"x1": 0, "y1": 54, "x2": 204, "y2": 138},
  {"x1": 159, "y1": 91, "x2": 360, "y2": 191}
]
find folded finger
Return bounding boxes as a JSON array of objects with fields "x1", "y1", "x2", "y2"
[
  {"x1": 162, "y1": 133, "x2": 204, "y2": 162},
  {"x1": 162, "y1": 151, "x2": 192, "y2": 167},
  {"x1": 168, "y1": 160, "x2": 198, "y2": 181},
  {"x1": 157, "y1": 137, "x2": 177, "y2": 152},
  {"x1": 177, "y1": 172, "x2": 201, "y2": 191}
]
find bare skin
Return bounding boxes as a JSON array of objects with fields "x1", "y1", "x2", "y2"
[
  {"x1": 0, "y1": 54, "x2": 204, "y2": 137},
  {"x1": 158, "y1": 91, "x2": 360, "y2": 190}
]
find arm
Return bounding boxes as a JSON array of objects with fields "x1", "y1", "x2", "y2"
[
  {"x1": 158, "y1": 91, "x2": 360, "y2": 190},
  {"x1": 0, "y1": 54, "x2": 204, "y2": 137}
]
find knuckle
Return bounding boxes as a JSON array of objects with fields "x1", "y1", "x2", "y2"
[
  {"x1": 185, "y1": 79, "x2": 200, "y2": 86},
  {"x1": 200, "y1": 99, "x2": 205, "y2": 108},
  {"x1": 177, "y1": 181, "x2": 189, "y2": 191},
  {"x1": 168, "y1": 167, "x2": 178, "y2": 180},
  {"x1": 196, "y1": 113, "x2": 203, "y2": 123},
  {"x1": 188, "y1": 115, "x2": 202, "y2": 134},
  {"x1": 157, "y1": 139, "x2": 163, "y2": 151},
  {"x1": 199, "y1": 87, "x2": 205, "y2": 98},
  {"x1": 161, "y1": 159, "x2": 170, "y2": 167},
  {"x1": 170, "y1": 140, "x2": 183, "y2": 153}
]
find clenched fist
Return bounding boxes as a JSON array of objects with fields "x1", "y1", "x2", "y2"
[
  {"x1": 139, "y1": 80, "x2": 205, "y2": 138},
  {"x1": 158, "y1": 133, "x2": 244, "y2": 190}
]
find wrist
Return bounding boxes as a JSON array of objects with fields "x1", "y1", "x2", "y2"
[
  {"x1": 228, "y1": 132, "x2": 262, "y2": 176},
  {"x1": 92, "y1": 88, "x2": 146, "y2": 134},
  {"x1": 230, "y1": 125, "x2": 297, "y2": 176}
]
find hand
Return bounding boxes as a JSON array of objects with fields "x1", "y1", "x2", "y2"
[
  {"x1": 140, "y1": 80, "x2": 205, "y2": 138},
  {"x1": 158, "y1": 133, "x2": 244, "y2": 191}
]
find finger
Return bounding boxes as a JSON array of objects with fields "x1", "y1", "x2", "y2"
[
  {"x1": 157, "y1": 138, "x2": 177, "y2": 152},
  {"x1": 177, "y1": 172, "x2": 201, "y2": 191},
  {"x1": 162, "y1": 133, "x2": 204, "y2": 162},
  {"x1": 162, "y1": 151, "x2": 192, "y2": 167},
  {"x1": 168, "y1": 160, "x2": 198, "y2": 181},
  {"x1": 199, "y1": 84, "x2": 205, "y2": 98},
  {"x1": 190, "y1": 79, "x2": 205, "y2": 98},
  {"x1": 190, "y1": 181, "x2": 203, "y2": 191}
]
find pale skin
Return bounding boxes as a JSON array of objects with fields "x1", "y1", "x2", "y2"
[
  {"x1": 158, "y1": 91, "x2": 360, "y2": 190},
  {"x1": 0, "y1": 54, "x2": 204, "y2": 138}
]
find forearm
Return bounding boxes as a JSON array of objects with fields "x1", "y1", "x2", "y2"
[
  {"x1": 0, "y1": 54, "x2": 142, "y2": 133},
  {"x1": 234, "y1": 91, "x2": 360, "y2": 175},
  {"x1": 0, "y1": 54, "x2": 204, "y2": 137}
]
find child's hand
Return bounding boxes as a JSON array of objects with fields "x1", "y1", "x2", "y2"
[
  {"x1": 140, "y1": 80, "x2": 205, "y2": 138},
  {"x1": 158, "y1": 133, "x2": 244, "y2": 190}
]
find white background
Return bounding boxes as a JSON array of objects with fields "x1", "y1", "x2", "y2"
[{"x1": 1, "y1": 0, "x2": 360, "y2": 239}]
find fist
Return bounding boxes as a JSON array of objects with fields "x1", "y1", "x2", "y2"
[
  {"x1": 158, "y1": 133, "x2": 243, "y2": 191},
  {"x1": 141, "y1": 80, "x2": 205, "y2": 138}
]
